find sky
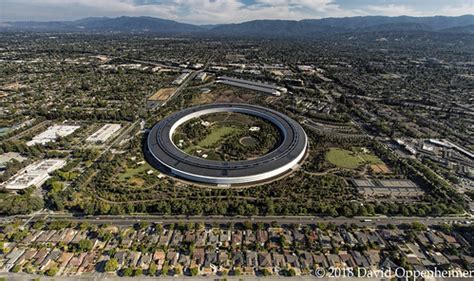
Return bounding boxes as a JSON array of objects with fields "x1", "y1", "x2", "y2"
[{"x1": 0, "y1": 0, "x2": 473, "y2": 24}]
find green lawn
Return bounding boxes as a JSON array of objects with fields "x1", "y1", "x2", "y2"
[
  {"x1": 118, "y1": 163, "x2": 152, "y2": 182},
  {"x1": 325, "y1": 148, "x2": 382, "y2": 169},
  {"x1": 359, "y1": 153, "x2": 382, "y2": 164},
  {"x1": 199, "y1": 126, "x2": 239, "y2": 147},
  {"x1": 184, "y1": 126, "x2": 240, "y2": 154},
  {"x1": 183, "y1": 126, "x2": 242, "y2": 157}
]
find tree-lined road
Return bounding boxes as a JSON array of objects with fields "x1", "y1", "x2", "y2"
[{"x1": 1, "y1": 214, "x2": 471, "y2": 227}]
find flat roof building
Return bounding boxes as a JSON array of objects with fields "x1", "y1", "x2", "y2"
[
  {"x1": 146, "y1": 103, "x2": 307, "y2": 186},
  {"x1": 217, "y1": 76, "x2": 287, "y2": 97},
  {"x1": 352, "y1": 178, "x2": 423, "y2": 200},
  {"x1": 3, "y1": 159, "x2": 66, "y2": 190},
  {"x1": 86, "y1": 124, "x2": 121, "y2": 143},
  {"x1": 0, "y1": 152, "x2": 27, "y2": 172},
  {"x1": 196, "y1": 72, "x2": 207, "y2": 82},
  {"x1": 27, "y1": 125, "x2": 80, "y2": 146},
  {"x1": 172, "y1": 72, "x2": 191, "y2": 85}
]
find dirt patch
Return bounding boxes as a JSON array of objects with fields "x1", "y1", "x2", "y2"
[{"x1": 370, "y1": 163, "x2": 391, "y2": 174}]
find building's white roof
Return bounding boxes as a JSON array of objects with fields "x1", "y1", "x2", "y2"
[
  {"x1": 3, "y1": 159, "x2": 66, "y2": 190},
  {"x1": 86, "y1": 124, "x2": 121, "y2": 143},
  {"x1": 27, "y1": 125, "x2": 80, "y2": 146}
]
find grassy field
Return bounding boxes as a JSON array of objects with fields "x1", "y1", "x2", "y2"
[
  {"x1": 184, "y1": 126, "x2": 240, "y2": 154},
  {"x1": 118, "y1": 163, "x2": 152, "y2": 182},
  {"x1": 199, "y1": 126, "x2": 240, "y2": 147},
  {"x1": 326, "y1": 148, "x2": 382, "y2": 169}
]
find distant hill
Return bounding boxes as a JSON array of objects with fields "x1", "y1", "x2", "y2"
[
  {"x1": 208, "y1": 15, "x2": 474, "y2": 38},
  {"x1": 309, "y1": 15, "x2": 474, "y2": 30},
  {"x1": 1, "y1": 15, "x2": 472, "y2": 37},
  {"x1": 0, "y1": 16, "x2": 204, "y2": 34}
]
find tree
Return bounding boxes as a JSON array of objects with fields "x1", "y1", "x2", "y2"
[
  {"x1": 45, "y1": 265, "x2": 59, "y2": 276},
  {"x1": 190, "y1": 267, "x2": 199, "y2": 276},
  {"x1": 77, "y1": 239, "x2": 93, "y2": 252},
  {"x1": 288, "y1": 268, "x2": 296, "y2": 276},
  {"x1": 156, "y1": 224, "x2": 163, "y2": 234},
  {"x1": 11, "y1": 264, "x2": 21, "y2": 273},
  {"x1": 243, "y1": 221, "x2": 253, "y2": 230},
  {"x1": 32, "y1": 220, "x2": 45, "y2": 230},
  {"x1": 161, "y1": 264, "x2": 169, "y2": 276},
  {"x1": 174, "y1": 265, "x2": 183, "y2": 275},
  {"x1": 148, "y1": 262, "x2": 157, "y2": 276},
  {"x1": 133, "y1": 268, "x2": 143, "y2": 276},
  {"x1": 122, "y1": 267, "x2": 133, "y2": 277},
  {"x1": 439, "y1": 223, "x2": 453, "y2": 233},
  {"x1": 261, "y1": 268, "x2": 272, "y2": 276},
  {"x1": 105, "y1": 258, "x2": 119, "y2": 272},
  {"x1": 411, "y1": 222, "x2": 427, "y2": 231}
]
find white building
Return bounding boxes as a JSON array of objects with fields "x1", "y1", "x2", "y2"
[
  {"x1": 196, "y1": 72, "x2": 207, "y2": 82},
  {"x1": 86, "y1": 124, "x2": 121, "y2": 143},
  {"x1": 172, "y1": 73, "x2": 191, "y2": 85},
  {"x1": 216, "y1": 76, "x2": 287, "y2": 97},
  {"x1": 297, "y1": 65, "x2": 314, "y2": 72},
  {"x1": 0, "y1": 152, "x2": 27, "y2": 171},
  {"x1": 27, "y1": 125, "x2": 80, "y2": 146},
  {"x1": 191, "y1": 63, "x2": 204, "y2": 69},
  {"x1": 3, "y1": 159, "x2": 66, "y2": 190}
]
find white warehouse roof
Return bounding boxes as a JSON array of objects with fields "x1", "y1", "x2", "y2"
[
  {"x1": 27, "y1": 125, "x2": 80, "y2": 146},
  {"x1": 86, "y1": 124, "x2": 121, "y2": 143},
  {"x1": 3, "y1": 159, "x2": 66, "y2": 190}
]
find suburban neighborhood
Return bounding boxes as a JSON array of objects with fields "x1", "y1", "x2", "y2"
[{"x1": 1, "y1": 220, "x2": 472, "y2": 278}]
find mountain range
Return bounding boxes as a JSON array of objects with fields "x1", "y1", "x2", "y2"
[{"x1": 1, "y1": 15, "x2": 472, "y2": 37}]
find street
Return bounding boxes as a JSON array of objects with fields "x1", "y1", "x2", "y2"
[{"x1": 2, "y1": 213, "x2": 472, "y2": 227}]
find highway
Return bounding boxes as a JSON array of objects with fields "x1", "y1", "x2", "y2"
[{"x1": 2, "y1": 213, "x2": 471, "y2": 227}]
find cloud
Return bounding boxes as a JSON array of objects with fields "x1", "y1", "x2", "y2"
[
  {"x1": 0, "y1": 0, "x2": 472, "y2": 23},
  {"x1": 365, "y1": 4, "x2": 422, "y2": 16},
  {"x1": 438, "y1": 4, "x2": 474, "y2": 16}
]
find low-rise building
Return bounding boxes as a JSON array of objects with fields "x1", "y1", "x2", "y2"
[
  {"x1": 27, "y1": 124, "x2": 80, "y2": 146},
  {"x1": 3, "y1": 159, "x2": 66, "y2": 190},
  {"x1": 86, "y1": 124, "x2": 121, "y2": 143}
]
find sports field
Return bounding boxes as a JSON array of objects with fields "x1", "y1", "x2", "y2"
[{"x1": 326, "y1": 148, "x2": 382, "y2": 169}]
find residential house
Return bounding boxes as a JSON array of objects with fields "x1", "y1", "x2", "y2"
[
  {"x1": 256, "y1": 230, "x2": 268, "y2": 246},
  {"x1": 299, "y1": 251, "x2": 314, "y2": 270},
  {"x1": 203, "y1": 252, "x2": 218, "y2": 275},
  {"x1": 138, "y1": 253, "x2": 152, "y2": 269},
  {"x1": 258, "y1": 252, "x2": 273, "y2": 272},
  {"x1": 326, "y1": 254, "x2": 343, "y2": 268},
  {"x1": 313, "y1": 253, "x2": 328, "y2": 269},
  {"x1": 339, "y1": 251, "x2": 356, "y2": 268},
  {"x1": 351, "y1": 250, "x2": 369, "y2": 268},
  {"x1": 152, "y1": 250, "x2": 166, "y2": 270},
  {"x1": 285, "y1": 253, "x2": 300, "y2": 269},
  {"x1": 166, "y1": 251, "x2": 180, "y2": 268},
  {"x1": 191, "y1": 248, "x2": 205, "y2": 269},
  {"x1": 272, "y1": 253, "x2": 286, "y2": 269}
]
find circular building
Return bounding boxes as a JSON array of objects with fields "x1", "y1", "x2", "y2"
[{"x1": 146, "y1": 103, "x2": 308, "y2": 186}]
